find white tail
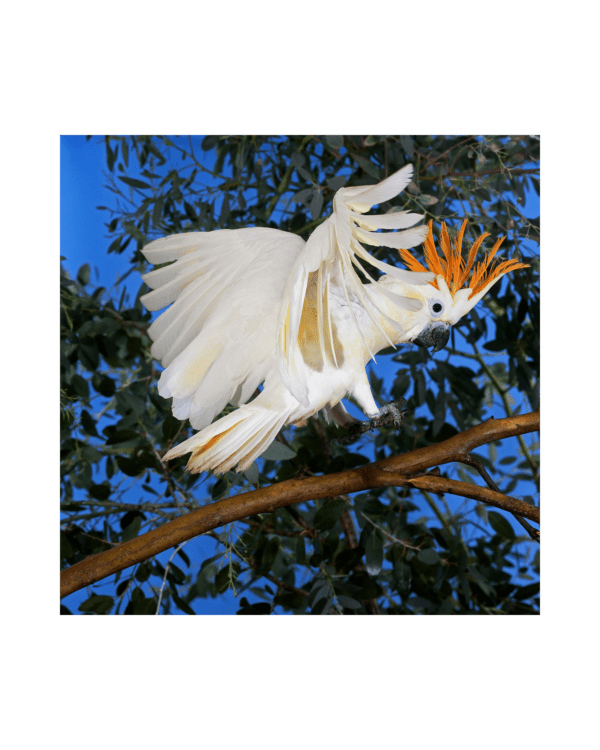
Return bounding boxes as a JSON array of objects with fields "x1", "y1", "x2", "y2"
[{"x1": 164, "y1": 397, "x2": 294, "y2": 474}]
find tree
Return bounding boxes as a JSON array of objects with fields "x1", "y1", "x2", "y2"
[{"x1": 60, "y1": 135, "x2": 540, "y2": 615}]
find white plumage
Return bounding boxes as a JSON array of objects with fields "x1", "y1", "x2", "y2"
[{"x1": 141, "y1": 164, "x2": 525, "y2": 474}]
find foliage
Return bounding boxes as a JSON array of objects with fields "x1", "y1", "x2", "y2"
[{"x1": 60, "y1": 135, "x2": 540, "y2": 615}]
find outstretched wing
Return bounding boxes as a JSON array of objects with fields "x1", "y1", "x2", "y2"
[
  {"x1": 277, "y1": 164, "x2": 434, "y2": 406},
  {"x1": 141, "y1": 228, "x2": 304, "y2": 429}
]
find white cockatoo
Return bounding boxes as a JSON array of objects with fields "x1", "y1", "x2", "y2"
[{"x1": 141, "y1": 165, "x2": 528, "y2": 474}]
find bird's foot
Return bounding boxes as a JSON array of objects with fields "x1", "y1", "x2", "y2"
[
  {"x1": 332, "y1": 399, "x2": 410, "y2": 445},
  {"x1": 376, "y1": 399, "x2": 410, "y2": 430}
]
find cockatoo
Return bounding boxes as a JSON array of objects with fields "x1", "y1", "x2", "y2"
[{"x1": 141, "y1": 164, "x2": 528, "y2": 474}]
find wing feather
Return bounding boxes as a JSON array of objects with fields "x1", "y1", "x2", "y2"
[
  {"x1": 276, "y1": 165, "x2": 434, "y2": 405},
  {"x1": 141, "y1": 227, "x2": 304, "y2": 429}
]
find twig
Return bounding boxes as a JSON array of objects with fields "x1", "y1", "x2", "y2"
[
  {"x1": 421, "y1": 166, "x2": 539, "y2": 182},
  {"x1": 155, "y1": 541, "x2": 189, "y2": 614},
  {"x1": 204, "y1": 530, "x2": 309, "y2": 600},
  {"x1": 361, "y1": 513, "x2": 421, "y2": 551},
  {"x1": 265, "y1": 135, "x2": 312, "y2": 221}
]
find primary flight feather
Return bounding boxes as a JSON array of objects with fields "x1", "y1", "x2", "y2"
[{"x1": 141, "y1": 164, "x2": 528, "y2": 474}]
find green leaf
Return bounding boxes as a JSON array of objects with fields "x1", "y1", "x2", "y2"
[
  {"x1": 215, "y1": 565, "x2": 237, "y2": 593},
  {"x1": 60, "y1": 529, "x2": 74, "y2": 560},
  {"x1": 177, "y1": 548, "x2": 191, "y2": 566},
  {"x1": 201, "y1": 135, "x2": 219, "y2": 151},
  {"x1": 118, "y1": 176, "x2": 152, "y2": 190},
  {"x1": 170, "y1": 593, "x2": 195, "y2": 614},
  {"x1": 313, "y1": 498, "x2": 347, "y2": 531},
  {"x1": 487, "y1": 511, "x2": 516, "y2": 541},
  {"x1": 325, "y1": 135, "x2": 343, "y2": 149},
  {"x1": 418, "y1": 549, "x2": 440, "y2": 566},
  {"x1": 514, "y1": 582, "x2": 540, "y2": 600},
  {"x1": 296, "y1": 166, "x2": 313, "y2": 182},
  {"x1": 92, "y1": 373, "x2": 116, "y2": 397},
  {"x1": 77, "y1": 263, "x2": 90, "y2": 285},
  {"x1": 327, "y1": 175, "x2": 347, "y2": 191},
  {"x1": 152, "y1": 194, "x2": 165, "y2": 226},
  {"x1": 88, "y1": 482, "x2": 110, "y2": 500},
  {"x1": 80, "y1": 410, "x2": 99, "y2": 437},
  {"x1": 79, "y1": 594, "x2": 114, "y2": 614},
  {"x1": 365, "y1": 530, "x2": 383, "y2": 575},
  {"x1": 121, "y1": 514, "x2": 142, "y2": 541},
  {"x1": 335, "y1": 546, "x2": 364, "y2": 573},
  {"x1": 237, "y1": 602, "x2": 271, "y2": 614},
  {"x1": 296, "y1": 536, "x2": 306, "y2": 565},
  {"x1": 105, "y1": 138, "x2": 116, "y2": 172},
  {"x1": 292, "y1": 188, "x2": 313, "y2": 204},
  {"x1": 162, "y1": 416, "x2": 182, "y2": 441},
  {"x1": 400, "y1": 135, "x2": 414, "y2": 159},
  {"x1": 70, "y1": 374, "x2": 90, "y2": 400},
  {"x1": 483, "y1": 339, "x2": 508, "y2": 352},
  {"x1": 310, "y1": 191, "x2": 324, "y2": 221},
  {"x1": 348, "y1": 571, "x2": 382, "y2": 600},
  {"x1": 126, "y1": 588, "x2": 156, "y2": 614},
  {"x1": 135, "y1": 562, "x2": 151, "y2": 583},
  {"x1": 407, "y1": 596, "x2": 433, "y2": 612},
  {"x1": 244, "y1": 464, "x2": 259, "y2": 486},
  {"x1": 353, "y1": 155, "x2": 381, "y2": 180},
  {"x1": 336, "y1": 595, "x2": 361, "y2": 610},
  {"x1": 274, "y1": 591, "x2": 306, "y2": 610},
  {"x1": 116, "y1": 455, "x2": 142, "y2": 477},
  {"x1": 261, "y1": 442, "x2": 296, "y2": 461},
  {"x1": 105, "y1": 428, "x2": 139, "y2": 445},
  {"x1": 78, "y1": 343, "x2": 99, "y2": 371},
  {"x1": 211, "y1": 476, "x2": 229, "y2": 500}
]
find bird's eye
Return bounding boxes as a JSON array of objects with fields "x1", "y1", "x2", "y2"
[{"x1": 429, "y1": 300, "x2": 444, "y2": 316}]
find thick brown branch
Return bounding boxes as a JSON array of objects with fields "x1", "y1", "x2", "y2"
[
  {"x1": 377, "y1": 411, "x2": 539, "y2": 474},
  {"x1": 61, "y1": 411, "x2": 539, "y2": 599}
]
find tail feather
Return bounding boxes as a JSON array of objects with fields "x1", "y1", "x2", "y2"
[{"x1": 163, "y1": 401, "x2": 294, "y2": 474}]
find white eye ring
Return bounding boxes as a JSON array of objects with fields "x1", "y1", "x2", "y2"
[{"x1": 429, "y1": 299, "x2": 444, "y2": 317}]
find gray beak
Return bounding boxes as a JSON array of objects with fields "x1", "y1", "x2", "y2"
[{"x1": 412, "y1": 322, "x2": 450, "y2": 353}]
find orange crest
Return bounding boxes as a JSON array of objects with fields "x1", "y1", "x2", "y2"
[{"x1": 398, "y1": 219, "x2": 530, "y2": 299}]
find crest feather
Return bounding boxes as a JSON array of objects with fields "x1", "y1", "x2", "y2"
[{"x1": 397, "y1": 219, "x2": 530, "y2": 298}]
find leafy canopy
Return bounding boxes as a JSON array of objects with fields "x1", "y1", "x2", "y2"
[{"x1": 61, "y1": 135, "x2": 539, "y2": 615}]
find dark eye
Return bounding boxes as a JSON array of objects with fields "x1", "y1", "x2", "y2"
[{"x1": 429, "y1": 299, "x2": 444, "y2": 316}]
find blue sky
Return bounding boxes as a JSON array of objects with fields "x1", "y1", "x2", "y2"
[{"x1": 61, "y1": 136, "x2": 540, "y2": 615}]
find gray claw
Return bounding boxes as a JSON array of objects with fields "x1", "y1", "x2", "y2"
[{"x1": 332, "y1": 399, "x2": 409, "y2": 445}]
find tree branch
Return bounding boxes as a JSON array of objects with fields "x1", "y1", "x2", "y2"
[
  {"x1": 61, "y1": 411, "x2": 539, "y2": 598},
  {"x1": 459, "y1": 455, "x2": 540, "y2": 542}
]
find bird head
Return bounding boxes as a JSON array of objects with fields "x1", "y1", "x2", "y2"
[{"x1": 382, "y1": 218, "x2": 530, "y2": 353}]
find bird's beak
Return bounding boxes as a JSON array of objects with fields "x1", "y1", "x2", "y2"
[{"x1": 412, "y1": 322, "x2": 450, "y2": 353}]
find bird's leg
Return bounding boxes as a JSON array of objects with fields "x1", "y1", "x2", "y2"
[
  {"x1": 332, "y1": 398, "x2": 409, "y2": 445},
  {"x1": 331, "y1": 371, "x2": 410, "y2": 445}
]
